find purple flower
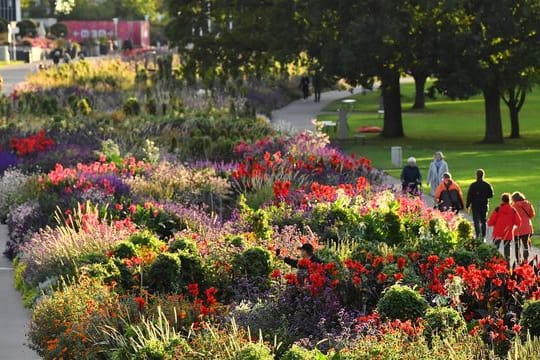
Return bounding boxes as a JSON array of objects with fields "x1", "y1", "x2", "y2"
[{"x1": 0, "y1": 151, "x2": 18, "y2": 174}]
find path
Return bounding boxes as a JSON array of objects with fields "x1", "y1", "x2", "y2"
[
  {"x1": 0, "y1": 63, "x2": 38, "y2": 95},
  {"x1": 271, "y1": 89, "x2": 361, "y2": 133},
  {"x1": 0, "y1": 224, "x2": 38, "y2": 359},
  {"x1": 272, "y1": 87, "x2": 538, "y2": 264}
]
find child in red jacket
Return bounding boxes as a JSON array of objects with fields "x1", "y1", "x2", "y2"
[
  {"x1": 488, "y1": 193, "x2": 521, "y2": 264},
  {"x1": 512, "y1": 192, "x2": 535, "y2": 263}
]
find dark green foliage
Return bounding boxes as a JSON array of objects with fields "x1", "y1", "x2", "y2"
[
  {"x1": 50, "y1": 22, "x2": 68, "y2": 38},
  {"x1": 521, "y1": 300, "x2": 540, "y2": 337},
  {"x1": 456, "y1": 220, "x2": 474, "y2": 243},
  {"x1": 178, "y1": 251, "x2": 205, "y2": 287},
  {"x1": 114, "y1": 241, "x2": 137, "y2": 259},
  {"x1": 377, "y1": 284, "x2": 427, "y2": 321},
  {"x1": 168, "y1": 236, "x2": 198, "y2": 254},
  {"x1": 233, "y1": 247, "x2": 272, "y2": 279},
  {"x1": 146, "y1": 253, "x2": 182, "y2": 293},
  {"x1": 17, "y1": 19, "x2": 37, "y2": 37},
  {"x1": 239, "y1": 195, "x2": 273, "y2": 241},
  {"x1": 310, "y1": 202, "x2": 362, "y2": 242},
  {"x1": 424, "y1": 306, "x2": 466, "y2": 342},
  {"x1": 123, "y1": 97, "x2": 141, "y2": 116}
]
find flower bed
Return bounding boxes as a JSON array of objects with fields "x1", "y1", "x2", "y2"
[{"x1": 3, "y1": 75, "x2": 540, "y2": 358}]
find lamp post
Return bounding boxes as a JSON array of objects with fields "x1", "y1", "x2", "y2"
[{"x1": 112, "y1": 17, "x2": 119, "y2": 49}]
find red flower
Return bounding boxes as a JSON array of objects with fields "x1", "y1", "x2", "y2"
[
  {"x1": 188, "y1": 283, "x2": 199, "y2": 297},
  {"x1": 128, "y1": 204, "x2": 137, "y2": 214},
  {"x1": 115, "y1": 203, "x2": 123, "y2": 211},
  {"x1": 427, "y1": 255, "x2": 439, "y2": 264},
  {"x1": 270, "y1": 269, "x2": 281, "y2": 279},
  {"x1": 284, "y1": 273, "x2": 298, "y2": 285},
  {"x1": 513, "y1": 324, "x2": 522, "y2": 333},
  {"x1": 134, "y1": 296, "x2": 145, "y2": 310},
  {"x1": 393, "y1": 272, "x2": 404, "y2": 281},
  {"x1": 397, "y1": 257, "x2": 407, "y2": 270},
  {"x1": 377, "y1": 272, "x2": 388, "y2": 283}
]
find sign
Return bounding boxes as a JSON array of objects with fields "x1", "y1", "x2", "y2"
[{"x1": 62, "y1": 20, "x2": 150, "y2": 47}]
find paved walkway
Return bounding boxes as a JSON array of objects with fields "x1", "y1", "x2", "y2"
[
  {"x1": 0, "y1": 63, "x2": 38, "y2": 95},
  {"x1": 271, "y1": 89, "x2": 361, "y2": 133},
  {"x1": 0, "y1": 224, "x2": 38, "y2": 359}
]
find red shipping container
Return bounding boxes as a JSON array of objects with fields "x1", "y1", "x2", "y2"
[{"x1": 62, "y1": 20, "x2": 150, "y2": 48}]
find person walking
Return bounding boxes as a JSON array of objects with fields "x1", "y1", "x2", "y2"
[
  {"x1": 488, "y1": 193, "x2": 521, "y2": 264},
  {"x1": 466, "y1": 169, "x2": 494, "y2": 239},
  {"x1": 400, "y1": 157, "x2": 422, "y2": 195},
  {"x1": 313, "y1": 70, "x2": 322, "y2": 103},
  {"x1": 300, "y1": 75, "x2": 310, "y2": 102},
  {"x1": 512, "y1": 192, "x2": 535, "y2": 263},
  {"x1": 434, "y1": 173, "x2": 465, "y2": 213},
  {"x1": 426, "y1": 151, "x2": 449, "y2": 195}
]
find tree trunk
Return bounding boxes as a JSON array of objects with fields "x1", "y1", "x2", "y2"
[
  {"x1": 412, "y1": 73, "x2": 427, "y2": 109},
  {"x1": 509, "y1": 107, "x2": 520, "y2": 139},
  {"x1": 482, "y1": 85, "x2": 504, "y2": 144},
  {"x1": 381, "y1": 70, "x2": 404, "y2": 138}
]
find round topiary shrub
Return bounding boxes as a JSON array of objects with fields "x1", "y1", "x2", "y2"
[
  {"x1": 146, "y1": 253, "x2": 181, "y2": 293},
  {"x1": 123, "y1": 97, "x2": 141, "y2": 116},
  {"x1": 424, "y1": 306, "x2": 466, "y2": 341},
  {"x1": 168, "y1": 236, "x2": 198, "y2": 254},
  {"x1": 520, "y1": 300, "x2": 540, "y2": 336},
  {"x1": 129, "y1": 231, "x2": 163, "y2": 251},
  {"x1": 232, "y1": 342, "x2": 273, "y2": 360},
  {"x1": 281, "y1": 345, "x2": 324, "y2": 360},
  {"x1": 376, "y1": 284, "x2": 427, "y2": 321},
  {"x1": 114, "y1": 241, "x2": 137, "y2": 259},
  {"x1": 17, "y1": 19, "x2": 37, "y2": 37},
  {"x1": 233, "y1": 247, "x2": 273, "y2": 279},
  {"x1": 178, "y1": 251, "x2": 205, "y2": 286},
  {"x1": 49, "y1": 22, "x2": 68, "y2": 38}
]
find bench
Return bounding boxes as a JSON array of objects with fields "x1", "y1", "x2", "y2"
[
  {"x1": 354, "y1": 134, "x2": 366, "y2": 144},
  {"x1": 377, "y1": 109, "x2": 384, "y2": 118},
  {"x1": 320, "y1": 120, "x2": 337, "y2": 132}
]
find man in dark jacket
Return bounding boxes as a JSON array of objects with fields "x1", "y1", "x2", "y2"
[
  {"x1": 466, "y1": 169, "x2": 494, "y2": 239},
  {"x1": 400, "y1": 157, "x2": 422, "y2": 195},
  {"x1": 278, "y1": 243, "x2": 322, "y2": 268}
]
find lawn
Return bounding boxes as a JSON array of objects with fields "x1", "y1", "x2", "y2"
[{"x1": 319, "y1": 81, "x2": 540, "y2": 237}]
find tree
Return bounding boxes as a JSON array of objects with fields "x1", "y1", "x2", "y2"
[
  {"x1": 435, "y1": 0, "x2": 540, "y2": 143},
  {"x1": 306, "y1": 0, "x2": 415, "y2": 138}
]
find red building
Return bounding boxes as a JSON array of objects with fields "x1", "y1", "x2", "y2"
[{"x1": 62, "y1": 20, "x2": 150, "y2": 48}]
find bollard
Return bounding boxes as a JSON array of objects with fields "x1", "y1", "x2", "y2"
[{"x1": 391, "y1": 146, "x2": 402, "y2": 168}]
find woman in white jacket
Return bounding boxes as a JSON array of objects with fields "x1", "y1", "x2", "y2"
[{"x1": 426, "y1": 151, "x2": 449, "y2": 195}]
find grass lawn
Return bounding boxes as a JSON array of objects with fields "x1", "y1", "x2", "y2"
[{"x1": 319, "y1": 81, "x2": 540, "y2": 240}]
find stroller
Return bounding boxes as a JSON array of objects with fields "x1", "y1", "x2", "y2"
[{"x1": 402, "y1": 181, "x2": 422, "y2": 197}]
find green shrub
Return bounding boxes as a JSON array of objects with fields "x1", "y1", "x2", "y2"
[
  {"x1": 123, "y1": 97, "x2": 141, "y2": 115},
  {"x1": 233, "y1": 247, "x2": 273, "y2": 279},
  {"x1": 168, "y1": 236, "x2": 198, "y2": 254},
  {"x1": 423, "y1": 306, "x2": 466, "y2": 342},
  {"x1": 115, "y1": 241, "x2": 138, "y2": 259},
  {"x1": 178, "y1": 251, "x2": 205, "y2": 287},
  {"x1": 129, "y1": 231, "x2": 164, "y2": 251},
  {"x1": 521, "y1": 300, "x2": 540, "y2": 337},
  {"x1": 376, "y1": 284, "x2": 427, "y2": 321},
  {"x1": 146, "y1": 253, "x2": 182, "y2": 293},
  {"x1": 50, "y1": 22, "x2": 68, "y2": 38},
  {"x1": 232, "y1": 342, "x2": 273, "y2": 360},
  {"x1": 134, "y1": 339, "x2": 166, "y2": 360},
  {"x1": 282, "y1": 345, "x2": 326, "y2": 360},
  {"x1": 456, "y1": 219, "x2": 474, "y2": 242}
]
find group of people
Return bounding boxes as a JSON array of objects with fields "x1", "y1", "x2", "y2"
[
  {"x1": 300, "y1": 71, "x2": 323, "y2": 103},
  {"x1": 401, "y1": 152, "x2": 535, "y2": 264}
]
